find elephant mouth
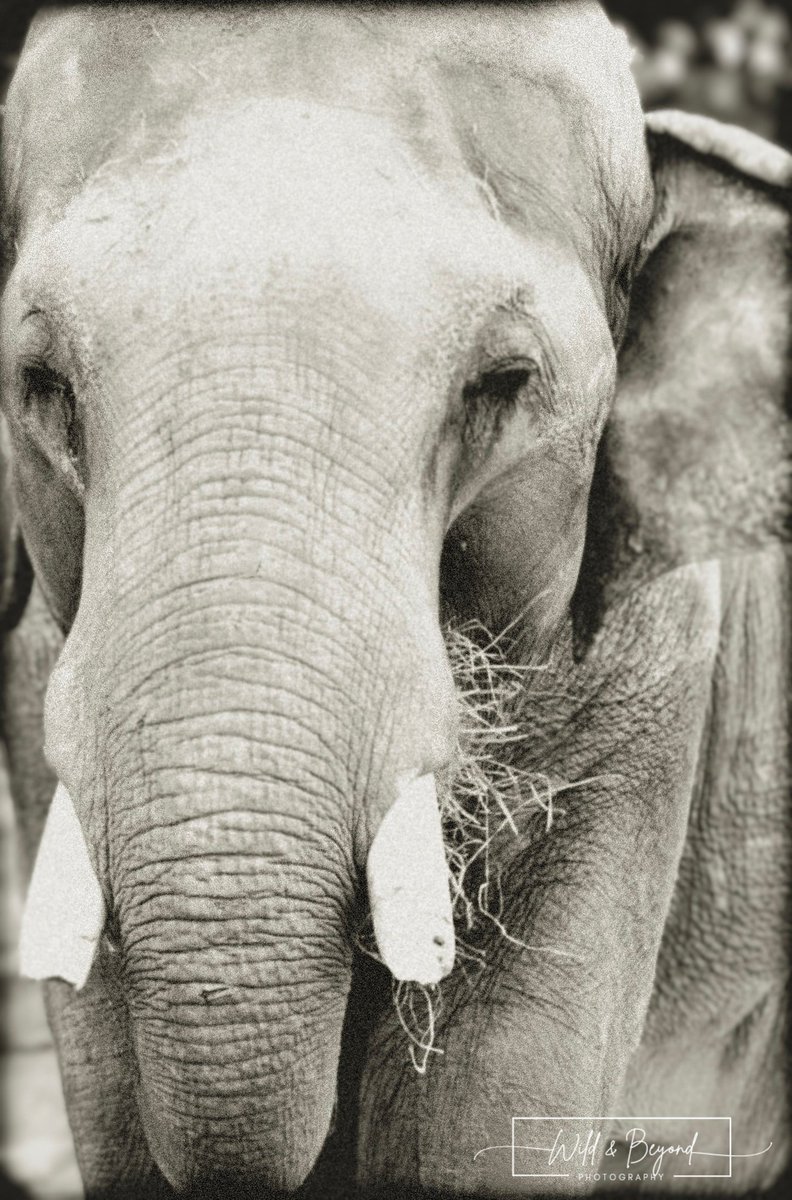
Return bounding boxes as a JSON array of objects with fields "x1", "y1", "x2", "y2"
[{"x1": 356, "y1": 620, "x2": 573, "y2": 1071}]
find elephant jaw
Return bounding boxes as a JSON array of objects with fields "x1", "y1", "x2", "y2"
[
  {"x1": 19, "y1": 782, "x2": 105, "y2": 989},
  {"x1": 19, "y1": 774, "x2": 456, "y2": 991},
  {"x1": 366, "y1": 771, "x2": 455, "y2": 985}
]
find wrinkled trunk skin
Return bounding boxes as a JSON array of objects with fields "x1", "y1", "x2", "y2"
[
  {"x1": 44, "y1": 340, "x2": 451, "y2": 1194},
  {"x1": 124, "y1": 650, "x2": 353, "y2": 1194},
  {"x1": 58, "y1": 543, "x2": 351, "y2": 1189}
]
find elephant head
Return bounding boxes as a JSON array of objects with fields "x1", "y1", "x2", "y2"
[{"x1": 2, "y1": 4, "x2": 790, "y2": 1197}]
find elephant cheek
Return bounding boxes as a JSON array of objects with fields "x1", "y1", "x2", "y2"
[{"x1": 442, "y1": 463, "x2": 590, "y2": 646}]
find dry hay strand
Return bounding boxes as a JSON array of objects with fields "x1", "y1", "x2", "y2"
[
  {"x1": 357, "y1": 620, "x2": 581, "y2": 1073},
  {"x1": 439, "y1": 621, "x2": 556, "y2": 943}
]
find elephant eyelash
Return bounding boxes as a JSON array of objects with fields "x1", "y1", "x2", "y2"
[
  {"x1": 460, "y1": 364, "x2": 536, "y2": 450},
  {"x1": 20, "y1": 361, "x2": 82, "y2": 469}
]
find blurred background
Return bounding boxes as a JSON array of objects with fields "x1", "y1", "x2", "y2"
[
  {"x1": 0, "y1": 1, "x2": 790, "y2": 1197},
  {"x1": 611, "y1": 0, "x2": 792, "y2": 145}
]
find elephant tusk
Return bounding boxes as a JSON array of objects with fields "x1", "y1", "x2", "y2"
[
  {"x1": 19, "y1": 783, "x2": 105, "y2": 990},
  {"x1": 366, "y1": 772, "x2": 455, "y2": 985}
]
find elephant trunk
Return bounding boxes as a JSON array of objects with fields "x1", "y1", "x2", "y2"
[
  {"x1": 39, "y1": 366, "x2": 457, "y2": 1191},
  {"x1": 84, "y1": 600, "x2": 359, "y2": 1189},
  {"x1": 126, "y1": 684, "x2": 354, "y2": 1191}
]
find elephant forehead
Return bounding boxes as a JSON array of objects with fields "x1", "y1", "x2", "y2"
[
  {"x1": 41, "y1": 99, "x2": 519, "y2": 304},
  {"x1": 4, "y1": 3, "x2": 648, "y2": 277}
]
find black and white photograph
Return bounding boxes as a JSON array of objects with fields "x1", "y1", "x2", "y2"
[{"x1": 0, "y1": 2, "x2": 790, "y2": 1197}]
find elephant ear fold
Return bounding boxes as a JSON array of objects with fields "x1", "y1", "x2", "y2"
[
  {"x1": 573, "y1": 112, "x2": 792, "y2": 646},
  {"x1": 0, "y1": 414, "x2": 33, "y2": 632}
]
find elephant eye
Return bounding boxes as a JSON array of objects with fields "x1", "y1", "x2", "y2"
[
  {"x1": 20, "y1": 362, "x2": 84, "y2": 493},
  {"x1": 460, "y1": 364, "x2": 536, "y2": 453}
]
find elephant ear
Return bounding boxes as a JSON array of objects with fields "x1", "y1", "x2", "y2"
[
  {"x1": 0, "y1": 414, "x2": 33, "y2": 633},
  {"x1": 574, "y1": 111, "x2": 792, "y2": 642}
]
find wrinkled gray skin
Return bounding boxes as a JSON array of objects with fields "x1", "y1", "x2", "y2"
[{"x1": 1, "y1": 4, "x2": 790, "y2": 1198}]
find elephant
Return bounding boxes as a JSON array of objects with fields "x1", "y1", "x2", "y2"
[{"x1": 0, "y1": 2, "x2": 790, "y2": 1197}]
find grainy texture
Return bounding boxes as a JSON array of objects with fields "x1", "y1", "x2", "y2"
[{"x1": 0, "y1": 5, "x2": 789, "y2": 1199}]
